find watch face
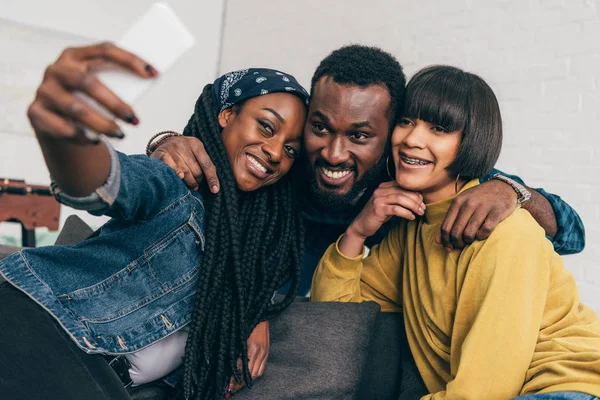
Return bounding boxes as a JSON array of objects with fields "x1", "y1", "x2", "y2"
[{"x1": 520, "y1": 190, "x2": 532, "y2": 204}]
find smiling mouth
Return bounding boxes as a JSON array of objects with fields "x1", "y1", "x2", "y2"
[
  {"x1": 317, "y1": 166, "x2": 355, "y2": 188},
  {"x1": 321, "y1": 167, "x2": 352, "y2": 180},
  {"x1": 400, "y1": 153, "x2": 432, "y2": 166},
  {"x1": 246, "y1": 153, "x2": 273, "y2": 177}
]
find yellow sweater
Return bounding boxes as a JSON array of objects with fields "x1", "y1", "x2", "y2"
[{"x1": 312, "y1": 179, "x2": 600, "y2": 399}]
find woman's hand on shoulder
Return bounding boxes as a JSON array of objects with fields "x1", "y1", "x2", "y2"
[
  {"x1": 151, "y1": 135, "x2": 220, "y2": 193},
  {"x1": 27, "y1": 42, "x2": 156, "y2": 143}
]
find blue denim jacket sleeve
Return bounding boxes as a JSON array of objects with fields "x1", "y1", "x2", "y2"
[
  {"x1": 481, "y1": 168, "x2": 585, "y2": 255},
  {"x1": 52, "y1": 137, "x2": 190, "y2": 221}
]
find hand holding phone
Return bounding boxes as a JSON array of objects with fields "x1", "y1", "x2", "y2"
[
  {"x1": 79, "y1": 2, "x2": 195, "y2": 140},
  {"x1": 28, "y1": 43, "x2": 154, "y2": 142},
  {"x1": 28, "y1": 3, "x2": 194, "y2": 143}
]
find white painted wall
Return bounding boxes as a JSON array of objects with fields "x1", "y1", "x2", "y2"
[
  {"x1": 219, "y1": 0, "x2": 600, "y2": 313},
  {"x1": 0, "y1": 0, "x2": 224, "y2": 233}
]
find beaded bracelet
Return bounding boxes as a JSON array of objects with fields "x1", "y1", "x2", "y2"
[{"x1": 145, "y1": 130, "x2": 182, "y2": 156}]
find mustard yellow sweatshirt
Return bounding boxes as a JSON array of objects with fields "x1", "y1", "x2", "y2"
[{"x1": 312, "y1": 180, "x2": 600, "y2": 399}]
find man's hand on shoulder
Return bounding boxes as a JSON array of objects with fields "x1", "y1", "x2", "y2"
[
  {"x1": 150, "y1": 135, "x2": 220, "y2": 193},
  {"x1": 437, "y1": 179, "x2": 518, "y2": 251}
]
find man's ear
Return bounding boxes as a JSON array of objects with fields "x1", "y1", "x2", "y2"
[{"x1": 218, "y1": 108, "x2": 235, "y2": 129}]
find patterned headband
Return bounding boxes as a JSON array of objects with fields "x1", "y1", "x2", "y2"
[{"x1": 211, "y1": 68, "x2": 310, "y2": 113}]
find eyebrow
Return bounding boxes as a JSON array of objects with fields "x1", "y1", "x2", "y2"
[
  {"x1": 311, "y1": 110, "x2": 330, "y2": 123},
  {"x1": 312, "y1": 111, "x2": 372, "y2": 130},
  {"x1": 350, "y1": 121, "x2": 372, "y2": 129},
  {"x1": 261, "y1": 108, "x2": 284, "y2": 123}
]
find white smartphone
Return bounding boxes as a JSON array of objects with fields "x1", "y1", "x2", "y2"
[{"x1": 82, "y1": 2, "x2": 195, "y2": 139}]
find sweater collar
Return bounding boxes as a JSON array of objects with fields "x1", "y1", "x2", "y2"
[{"x1": 423, "y1": 179, "x2": 480, "y2": 224}]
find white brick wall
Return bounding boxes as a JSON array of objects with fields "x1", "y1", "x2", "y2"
[{"x1": 220, "y1": 0, "x2": 600, "y2": 313}]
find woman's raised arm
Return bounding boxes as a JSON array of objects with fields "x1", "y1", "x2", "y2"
[{"x1": 28, "y1": 42, "x2": 156, "y2": 197}]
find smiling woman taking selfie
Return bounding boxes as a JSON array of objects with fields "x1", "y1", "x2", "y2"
[
  {"x1": 312, "y1": 65, "x2": 600, "y2": 400},
  {"x1": 0, "y1": 43, "x2": 309, "y2": 400}
]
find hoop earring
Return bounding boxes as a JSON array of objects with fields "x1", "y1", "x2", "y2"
[
  {"x1": 455, "y1": 174, "x2": 461, "y2": 194},
  {"x1": 386, "y1": 156, "x2": 395, "y2": 180}
]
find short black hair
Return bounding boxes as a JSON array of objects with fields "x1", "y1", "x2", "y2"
[
  {"x1": 402, "y1": 65, "x2": 502, "y2": 179},
  {"x1": 311, "y1": 45, "x2": 406, "y2": 126}
]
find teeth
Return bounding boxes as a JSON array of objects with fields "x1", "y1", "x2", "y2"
[
  {"x1": 322, "y1": 168, "x2": 351, "y2": 179},
  {"x1": 247, "y1": 154, "x2": 267, "y2": 173},
  {"x1": 401, "y1": 155, "x2": 430, "y2": 166}
]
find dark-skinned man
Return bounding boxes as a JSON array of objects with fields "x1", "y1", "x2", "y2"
[{"x1": 150, "y1": 45, "x2": 585, "y2": 295}]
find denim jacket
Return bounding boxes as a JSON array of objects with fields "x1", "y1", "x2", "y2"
[{"x1": 0, "y1": 140, "x2": 205, "y2": 355}]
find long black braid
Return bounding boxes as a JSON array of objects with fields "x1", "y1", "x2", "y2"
[{"x1": 178, "y1": 84, "x2": 303, "y2": 399}]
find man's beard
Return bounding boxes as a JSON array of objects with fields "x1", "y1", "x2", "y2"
[{"x1": 307, "y1": 156, "x2": 387, "y2": 211}]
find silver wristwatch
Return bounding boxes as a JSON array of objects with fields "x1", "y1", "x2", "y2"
[{"x1": 491, "y1": 173, "x2": 531, "y2": 206}]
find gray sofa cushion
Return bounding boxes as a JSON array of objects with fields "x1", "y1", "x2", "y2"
[
  {"x1": 235, "y1": 300, "x2": 381, "y2": 400},
  {"x1": 54, "y1": 215, "x2": 94, "y2": 246},
  {"x1": 358, "y1": 312, "x2": 428, "y2": 400},
  {"x1": 0, "y1": 245, "x2": 21, "y2": 260}
]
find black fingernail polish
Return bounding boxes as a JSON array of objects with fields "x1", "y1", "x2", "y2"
[
  {"x1": 115, "y1": 131, "x2": 125, "y2": 139},
  {"x1": 124, "y1": 113, "x2": 139, "y2": 125},
  {"x1": 145, "y1": 64, "x2": 158, "y2": 76}
]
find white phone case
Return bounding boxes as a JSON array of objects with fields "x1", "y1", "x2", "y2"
[
  {"x1": 81, "y1": 2, "x2": 194, "y2": 139},
  {"x1": 98, "y1": 2, "x2": 195, "y2": 104}
]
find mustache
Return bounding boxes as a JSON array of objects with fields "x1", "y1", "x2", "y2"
[{"x1": 314, "y1": 158, "x2": 355, "y2": 171}]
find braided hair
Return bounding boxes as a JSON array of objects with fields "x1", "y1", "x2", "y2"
[{"x1": 178, "y1": 84, "x2": 303, "y2": 399}]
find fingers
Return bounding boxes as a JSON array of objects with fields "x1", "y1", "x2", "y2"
[
  {"x1": 440, "y1": 200, "x2": 502, "y2": 250},
  {"x1": 44, "y1": 63, "x2": 137, "y2": 126},
  {"x1": 174, "y1": 155, "x2": 202, "y2": 190},
  {"x1": 152, "y1": 150, "x2": 186, "y2": 180},
  {"x1": 246, "y1": 343, "x2": 268, "y2": 380},
  {"x1": 249, "y1": 347, "x2": 268, "y2": 379},
  {"x1": 374, "y1": 185, "x2": 424, "y2": 212},
  {"x1": 246, "y1": 343, "x2": 259, "y2": 380},
  {"x1": 229, "y1": 357, "x2": 245, "y2": 394},
  {"x1": 190, "y1": 141, "x2": 219, "y2": 193},
  {"x1": 447, "y1": 204, "x2": 473, "y2": 249},
  {"x1": 59, "y1": 42, "x2": 156, "y2": 78},
  {"x1": 461, "y1": 208, "x2": 489, "y2": 246},
  {"x1": 475, "y1": 213, "x2": 501, "y2": 241},
  {"x1": 440, "y1": 200, "x2": 460, "y2": 252},
  {"x1": 27, "y1": 102, "x2": 78, "y2": 139},
  {"x1": 36, "y1": 79, "x2": 124, "y2": 139},
  {"x1": 378, "y1": 203, "x2": 419, "y2": 221},
  {"x1": 374, "y1": 192, "x2": 425, "y2": 219},
  {"x1": 256, "y1": 354, "x2": 268, "y2": 379}
]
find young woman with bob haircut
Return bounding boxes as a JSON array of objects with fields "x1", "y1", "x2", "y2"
[{"x1": 312, "y1": 65, "x2": 600, "y2": 400}]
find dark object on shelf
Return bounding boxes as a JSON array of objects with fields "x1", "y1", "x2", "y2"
[{"x1": 0, "y1": 178, "x2": 60, "y2": 247}]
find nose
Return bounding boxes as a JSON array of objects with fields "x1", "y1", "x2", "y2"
[
  {"x1": 321, "y1": 135, "x2": 349, "y2": 166},
  {"x1": 262, "y1": 139, "x2": 283, "y2": 164},
  {"x1": 403, "y1": 124, "x2": 427, "y2": 149}
]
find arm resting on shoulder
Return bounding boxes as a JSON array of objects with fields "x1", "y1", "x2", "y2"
[{"x1": 482, "y1": 168, "x2": 585, "y2": 254}]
